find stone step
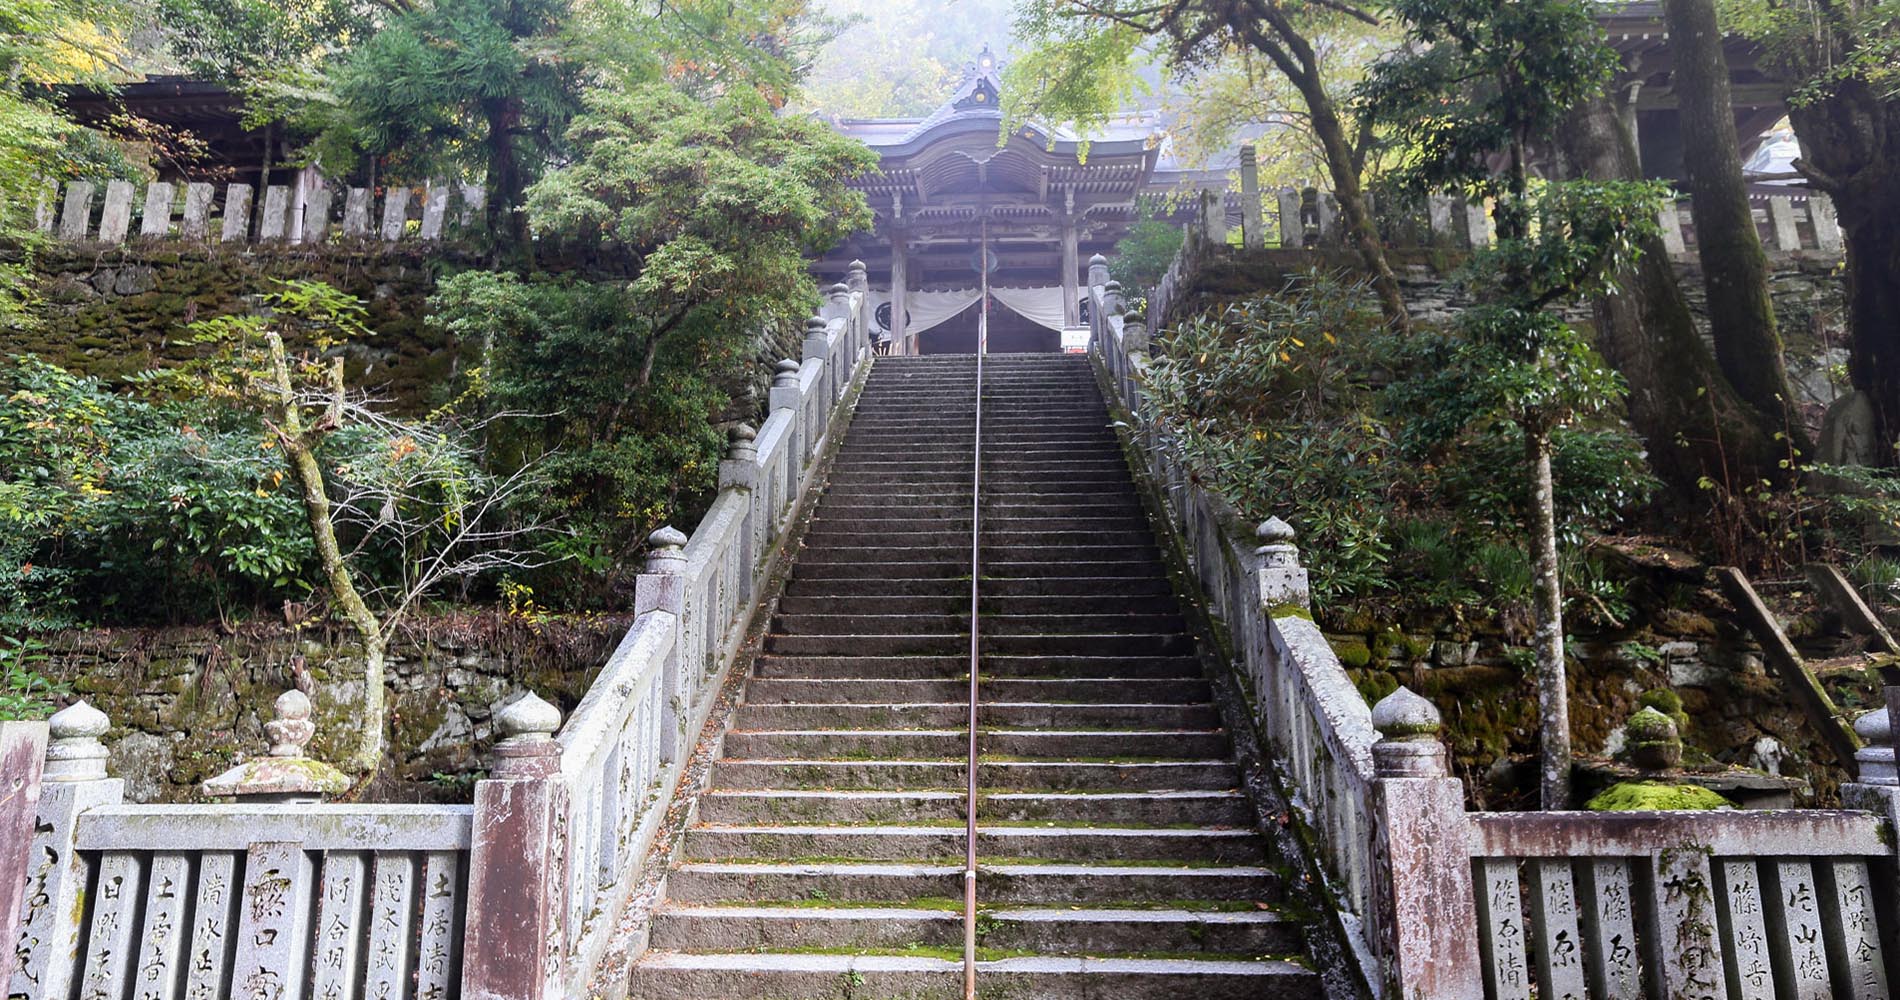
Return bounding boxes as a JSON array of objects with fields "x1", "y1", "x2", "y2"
[
  {"x1": 775, "y1": 592, "x2": 1172, "y2": 616},
  {"x1": 729, "y1": 701, "x2": 1220, "y2": 732},
  {"x1": 720, "y1": 728, "x2": 1229, "y2": 760},
  {"x1": 708, "y1": 758, "x2": 1241, "y2": 791},
  {"x1": 800, "y1": 529, "x2": 1156, "y2": 549},
  {"x1": 780, "y1": 577, "x2": 1174, "y2": 599},
  {"x1": 647, "y1": 904, "x2": 1304, "y2": 956},
  {"x1": 665, "y1": 862, "x2": 1280, "y2": 906},
  {"x1": 696, "y1": 788, "x2": 1250, "y2": 827},
  {"x1": 742, "y1": 677, "x2": 1211, "y2": 704},
  {"x1": 769, "y1": 612, "x2": 1186, "y2": 637},
  {"x1": 750, "y1": 654, "x2": 1201, "y2": 680},
  {"x1": 794, "y1": 544, "x2": 1162, "y2": 565},
  {"x1": 628, "y1": 952, "x2": 1315, "y2": 1000},
  {"x1": 761, "y1": 632, "x2": 1193, "y2": 657},
  {"x1": 791, "y1": 561, "x2": 1168, "y2": 583},
  {"x1": 680, "y1": 825, "x2": 1265, "y2": 865},
  {"x1": 813, "y1": 502, "x2": 1146, "y2": 521}
]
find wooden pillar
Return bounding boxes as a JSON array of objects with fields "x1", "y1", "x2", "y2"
[
  {"x1": 891, "y1": 236, "x2": 911, "y2": 356},
  {"x1": 1062, "y1": 188, "x2": 1081, "y2": 328}
]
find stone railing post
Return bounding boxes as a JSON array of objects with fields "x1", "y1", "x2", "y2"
[
  {"x1": 770, "y1": 358, "x2": 805, "y2": 462},
  {"x1": 1844, "y1": 693, "x2": 1900, "y2": 811},
  {"x1": 719, "y1": 426, "x2": 761, "y2": 597},
  {"x1": 199, "y1": 690, "x2": 348, "y2": 802},
  {"x1": 462, "y1": 693, "x2": 568, "y2": 1000},
  {"x1": 1, "y1": 719, "x2": 49, "y2": 985},
  {"x1": 1255, "y1": 517, "x2": 1310, "y2": 612},
  {"x1": 11, "y1": 702, "x2": 123, "y2": 1000},
  {"x1": 1368, "y1": 688, "x2": 1483, "y2": 1000},
  {"x1": 1088, "y1": 252, "x2": 1110, "y2": 290},
  {"x1": 803, "y1": 316, "x2": 834, "y2": 406},
  {"x1": 638, "y1": 526, "x2": 690, "y2": 759},
  {"x1": 1239, "y1": 145, "x2": 1265, "y2": 249}
]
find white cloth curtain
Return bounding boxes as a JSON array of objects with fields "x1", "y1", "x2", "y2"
[
  {"x1": 989, "y1": 286, "x2": 1069, "y2": 332},
  {"x1": 869, "y1": 286, "x2": 1070, "y2": 336},
  {"x1": 868, "y1": 288, "x2": 982, "y2": 337}
]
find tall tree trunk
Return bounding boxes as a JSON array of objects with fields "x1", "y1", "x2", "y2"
[
  {"x1": 484, "y1": 96, "x2": 527, "y2": 249},
  {"x1": 1300, "y1": 80, "x2": 1412, "y2": 335},
  {"x1": 1789, "y1": 80, "x2": 1900, "y2": 461},
  {"x1": 1526, "y1": 421, "x2": 1570, "y2": 809},
  {"x1": 267, "y1": 334, "x2": 388, "y2": 775},
  {"x1": 1660, "y1": 0, "x2": 1810, "y2": 454},
  {"x1": 1558, "y1": 94, "x2": 1790, "y2": 495},
  {"x1": 1233, "y1": 14, "x2": 1413, "y2": 335}
]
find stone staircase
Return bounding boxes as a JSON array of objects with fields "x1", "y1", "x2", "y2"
[{"x1": 628, "y1": 354, "x2": 1321, "y2": 999}]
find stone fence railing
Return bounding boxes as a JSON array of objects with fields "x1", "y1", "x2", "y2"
[
  {"x1": 1088, "y1": 256, "x2": 1900, "y2": 999},
  {"x1": 2, "y1": 266, "x2": 875, "y2": 1000},
  {"x1": 23, "y1": 177, "x2": 487, "y2": 246}
]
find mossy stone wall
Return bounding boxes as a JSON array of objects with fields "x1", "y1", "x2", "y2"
[{"x1": 7, "y1": 243, "x2": 482, "y2": 415}]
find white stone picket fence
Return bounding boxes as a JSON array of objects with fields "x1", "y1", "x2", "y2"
[
  {"x1": 26, "y1": 177, "x2": 488, "y2": 246},
  {"x1": 0, "y1": 267, "x2": 875, "y2": 1000},
  {"x1": 1088, "y1": 255, "x2": 1900, "y2": 1000}
]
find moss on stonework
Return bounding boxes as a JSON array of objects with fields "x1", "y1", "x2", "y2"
[
  {"x1": 1586, "y1": 781, "x2": 1732, "y2": 812},
  {"x1": 1335, "y1": 641, "x2": 1372, "y2": 669}
]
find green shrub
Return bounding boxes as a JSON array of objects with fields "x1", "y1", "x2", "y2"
[
  {"x1": 1141, "y1": 270, "x2": 1653, "y2": 615},
  {"x1": 0, "y1": 636, "x2": 66, "y2": 721}
]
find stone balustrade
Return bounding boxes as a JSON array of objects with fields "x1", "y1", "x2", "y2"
[
  {"x1": 0, "y1": 265, "x2": 876, "y2": 1000},
  {"x1": 26, "y1": 177, "x2": 487, "y2": 246},
  {"x1": 1092, "y1": 265, "x2": 1900, "y2": 998}
]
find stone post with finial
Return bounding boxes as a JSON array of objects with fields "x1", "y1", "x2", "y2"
[
  {"x1": 803, "y1": 314, "x2": 833, "y2": 389},
  {"x1": 1255, "y1": 517, "x2": 1311, "y2": 613},
  {"x1": 200, "y1": 690, "x2": 349, "y2": 803},
  {"x1": 1368, "y1": 687, "x2": 1483, "y2": 999},
  {"x1": 637, "y1": 525, "x2": 690, "y2": 761},
  {"x1": 1088, "y1": 252, "x2": 1110, "y2": 290},
  {"x1": 12, "y1": 702, "x2": 123, "y2": 998},
  {"x1": 1845, "y1": 702, "x2": 1900, "y2": 816},
  {"x1": 462, "y1": 692, "x2": 569, "y2": 1000},
  {"x1": 770, "y1": 357, "x2": 807, "y2": 464},
  {"x1": 0, "y1": 715, "x2": 49, "y2": 985}
]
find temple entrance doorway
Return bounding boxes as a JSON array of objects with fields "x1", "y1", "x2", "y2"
[{"x1": 919, "y1": 299, "x2": 1061, "y2": 354}]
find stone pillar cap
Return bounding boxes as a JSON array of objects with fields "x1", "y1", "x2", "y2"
[
  {"x1": 1372, "y1": 687, "x2": 1441, "y2": 740},
  {"x1": 1257, "y1": 517, "x2": 1296, "y2": 545},
  {"x1": 45, "y1": 700, "x2": 112, "y2": 782},
  {"x1": 497, "y1": 692, "x2": 562, "y2": 741},
  {"x1": 201, "y1": 689, "x2": 348, "y2": 801},
  {"x1": 1855, "y1": 705, "x2": 1890, "y2": 744},
  {"x1": 1089, "y1": 253, "x2": 1108, "y2": 266}
]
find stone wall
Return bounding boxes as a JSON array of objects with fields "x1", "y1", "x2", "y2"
[
  {"x1": 5, "y1": 242, "x2": 478, "y2": 415},
  {"x1": 35, "y1": 612, "x2": 625, "y2": 803},
  {"x1": 1328, "y1": 590, "x2": 1881, "y2": 810}
]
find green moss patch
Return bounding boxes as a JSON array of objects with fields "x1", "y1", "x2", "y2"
[{"x1": 1585, "y1": 781, "x2": 1732, "y2": 812}]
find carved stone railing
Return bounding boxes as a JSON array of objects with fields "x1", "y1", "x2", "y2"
[
  {"x1": 24, "y1": 177, "x2": 486, "y2": 246},
  {"x1": 1089, "y1": 255, "x2": 1387, "y2": 980},
  {"x1": 463, "y1": 263, "x2": 873, "y2": 1000},
  {"x1": 1090, "y1": 256, "x2": 1900, "y2": 999},
  {"x1": 3, "y1": 265, "x2": 875, "y2": 1000},
  {"x1": 9, "y1": 698, "x2": 476, "y2": 1000}
]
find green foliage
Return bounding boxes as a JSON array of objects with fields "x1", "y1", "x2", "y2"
[
  {"x1": 425, "y1": 82, "x2": 872, "y2": 598},
  {"x1": 0, "y1": 356, "x2": 316, "y2": 626},
  {"x1": 1718, "y1": 0, "x2": 1900, "y2": 105},
  {"x1": 1139, "y1": 271, "x2": 1653, "y2": 612},
  {"x1": 1108, "y1": 212, "x2": 1184, "y2": 294},
  {"x1": 0, "y1": 636, "x2": 67, "y2": 721}
]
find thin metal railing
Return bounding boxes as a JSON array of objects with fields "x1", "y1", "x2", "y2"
[{"x1": 963, "y1": 220, "x2": 989, "y2": 1000}]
